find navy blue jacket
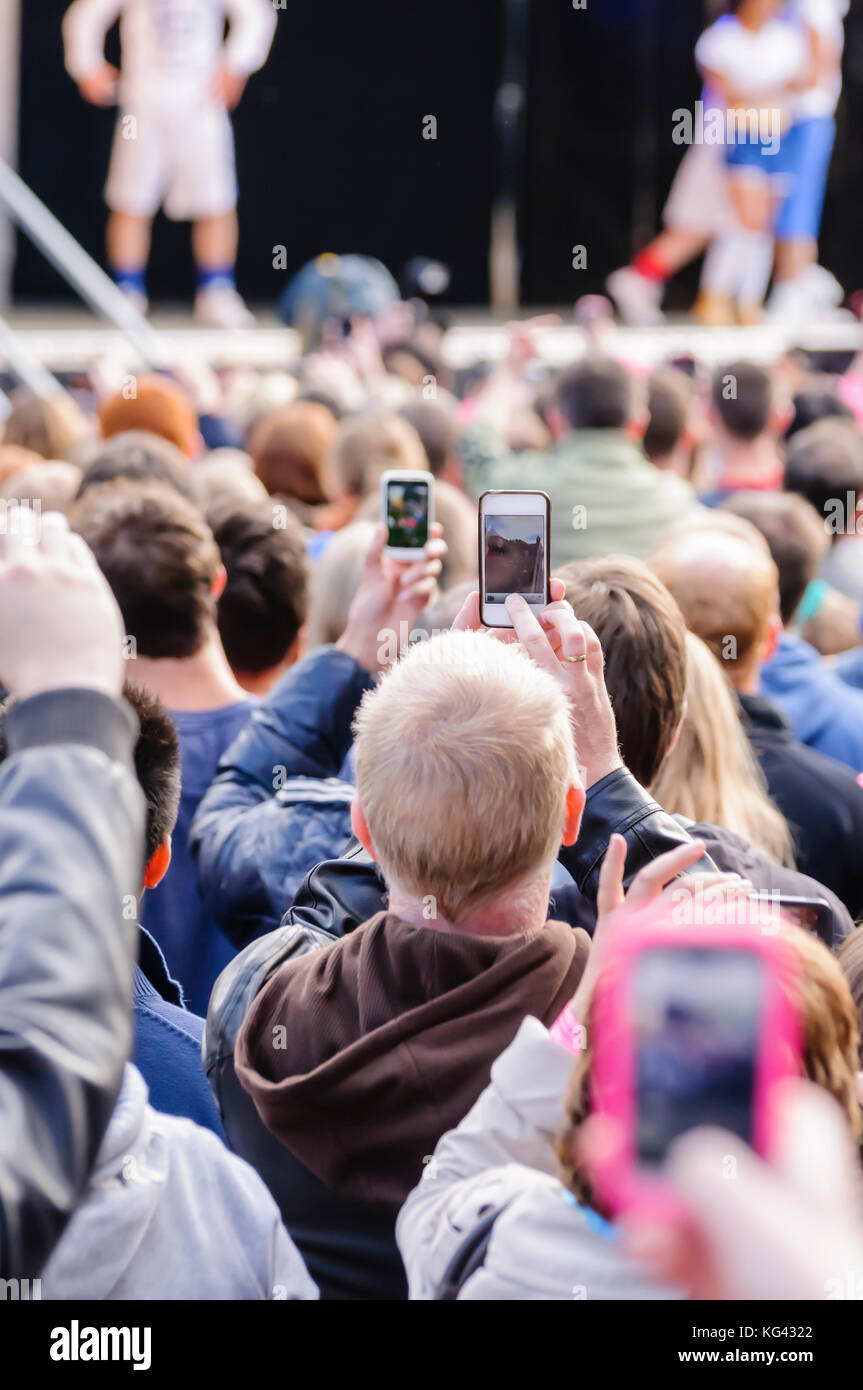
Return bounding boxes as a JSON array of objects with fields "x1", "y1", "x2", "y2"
[
  {"x1": 190, "y1": 648, "x2": 372, "y2": 950},
  {"x1": 135, "y1": 927, "x2": 224, "y2": 1137}
]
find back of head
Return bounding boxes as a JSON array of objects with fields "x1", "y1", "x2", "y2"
[
  {"x1": 192, "y1": 452, "x2": 268, "y2": 512},
  {"x1": 2, "y1": 460, "x2": 83, "y2": 514},
  {"x1": 787, "y1": 384, "x2": 854, "y2": 440},
  {"x1": 0, "y1": 679, "x2": 180, "y2": 862},
  {"x1": 651, "y1": 526, "x2": 779, "y2": 686},
  {"x1": 711, "y1": 360, "x2": 773, "y2": 441},
  {"x1": 353, "y1": 630, "x2": 576, "y2": 922},
  {"x1": 70, "y1": 479, "x2": 220, "y2": 659},
  {"x1": 644, "y1": 367, "x2": 692, "y2": 464},
  {"x1": 75, "y1": 430, "x2": 196, "y2": 502},
  {"x1": 98, "y1": 375, "x2": 199, "y2": 459},
  {"x1": 2, "y1": 388, "x2": 91, "y2": 460},
  {"x1": 124, "y1": 681, "x2": 182, "y2": 858},
  {"x1": 721, "y1": 491, "x2": 828, "y2": 625},
  {"x1": 304, "y1": 520, "x2": 378, "y2": 648},
  {"x1": 553, "y1": 555, "x2": 687, "y2": 785},
  {"x1": 330, "y1": 411, "x2": 428, "y2": 499},
  {"x1": 651, "y1": 632, "x2": 794, "y2": 865},
  {"x1": 784, "y1": 417, "x2": 863, "y2": 523},
  {"x1": 555, "y1": 356, "x2": 637, "y2": 432},
  {"x1": 208, "y1": 499, "x2": 309, "y2": 676},
  {"x1": 0, "y1": 444, "x2": 44, "y2": 490},
  {"x1": 248, "y1": 400, "x2": 338, "y2": 505},
  {"x1": 398, "y1": 398, "x2": 459, "y2": 477}
]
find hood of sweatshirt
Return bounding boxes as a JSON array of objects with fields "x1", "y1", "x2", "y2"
[{"x1": 235, "y1": 911, "x2": 590, "y2": 1208}]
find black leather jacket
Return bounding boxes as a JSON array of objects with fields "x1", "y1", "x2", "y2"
[{"x1": 0, "y1": 688, "x2": 144, "y2": 1280}]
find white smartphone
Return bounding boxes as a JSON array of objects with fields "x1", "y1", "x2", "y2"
[
  {"x1": 479, "y1": 490, "x2": 551, "y2": 628},
  {"x1": 381, "y1": 469, "x2": 435, "y2": 560}
]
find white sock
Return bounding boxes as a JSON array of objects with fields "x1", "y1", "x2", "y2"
[
  {"x1": 737, "y1": 232, "x2": 774, "y2": 307},
  {"x1": 700, "y1": 235, "x2": 741, "y2": 297}
]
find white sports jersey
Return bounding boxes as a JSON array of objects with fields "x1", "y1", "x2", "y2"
[
  {"x1": 63, "y1": 0, "x2": 276, "y2": 106},
  {"x1": 695, "y1": 15, "x2": 808, "y2": 101}
]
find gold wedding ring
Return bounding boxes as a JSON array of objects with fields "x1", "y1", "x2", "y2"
[{"x1": 561, "y1": 653, "x2": 587, "y2": 664}]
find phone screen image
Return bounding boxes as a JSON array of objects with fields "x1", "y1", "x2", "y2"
[
  {"x1": 634, "y1": 948, "x2": 763, "y2": 1169},
  {"x1": 386, "y1": 480, "x2": 430, "y2": 550},
  {"x1": 483, "y1": 513, "x2": 546, "y2": 604}
]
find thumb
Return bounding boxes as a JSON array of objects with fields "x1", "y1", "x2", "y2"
[
  {"x1": 596, "y1": 833, "x2": 627, "y2": 920},
  {"x1": 450, "y1": 591, "x2": 481, "y2": 633}
]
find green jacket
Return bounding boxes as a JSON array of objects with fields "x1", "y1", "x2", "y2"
[{"x1": 463, "y1": 427, "x2": 695, "y2": 568}]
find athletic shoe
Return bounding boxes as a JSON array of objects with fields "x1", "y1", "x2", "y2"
[
  {"x1": 736, "y1": 301, "x2": 764, "y2": 327},
  {"x1": 605, "y1": 266, "x2": 665, "y2": 326},
  {"x1": 799, "y1": 264, "x2": 844, "y2": 309},
  {"x1": 693, "y1": 291, "x2": 735, "y2": 327},
  {"x1": 194, "y1": 285, "x2": 256, "y2": 330}
]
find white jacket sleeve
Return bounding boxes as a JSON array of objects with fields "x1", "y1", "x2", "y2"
[
  {"x1": 63, "y1": 0, "x2": 124, "y2": 81},
  {"x1": 269, "y1": 1221, "x2": 320, "y2": 1302},
  {"x1": 223, "y1": 0, "x2": 277, "y2": 77},
  {"x1": 396, "y1": 1016, "x2": 575, "y2": 1299}
]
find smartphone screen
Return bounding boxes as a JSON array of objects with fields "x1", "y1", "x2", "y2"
[
  {"x1": 385, "y1": 478, "x2": 430, "y2": 550},
  {"x1": 482, "y1": 512, "x2": 547, "y2": 605},
  {"x1": 634, "y1": 947, "x2": 764, "y2": 1169}
]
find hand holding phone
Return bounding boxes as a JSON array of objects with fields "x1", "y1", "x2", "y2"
[{"x1": 588, "y1": 915, "x2": 802, "y2": 1225}]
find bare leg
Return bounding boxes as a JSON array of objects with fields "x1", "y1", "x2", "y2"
[
  {"x1": 192, "y1": 209, "x2": 239, "y2": 269},
  {"x1": 106, "y1": 211, "x2": 153, "y2": 270},
  {"x1": 774, "y1": 237, "x2": 818, "y2": 282},
  {"x1": 728, "y1": 179, "x2": 773, "y2": 234}
]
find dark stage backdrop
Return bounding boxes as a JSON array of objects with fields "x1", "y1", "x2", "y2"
[
  {"x1": 14, "y1": 0, "x2": 863, "y2": 307},
  {"x1": 15, "y1": 0, "x2": 502, "y2": 304}
]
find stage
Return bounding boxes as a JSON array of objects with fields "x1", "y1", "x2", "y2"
[{"x1": 1, "y1": 305, "x2": 861, "y2": 377}]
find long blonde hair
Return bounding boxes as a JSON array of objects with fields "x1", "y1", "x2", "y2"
[{"x1": 651, "y1": 632, "x2": 795, "y2": 867}]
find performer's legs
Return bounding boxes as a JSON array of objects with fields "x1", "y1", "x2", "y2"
[
  {"x1": 164, "y1": 103, "x2": 253, "y2": 327},
  {"x1": 106, "y1": 211, "x2": 153, "y2": 303},
  {"x1": 104, "y1": 107, "x2": 162, "y2": 307},
  {"x1": 192, "y1": 209, "x2": 239, "y2": 283}
]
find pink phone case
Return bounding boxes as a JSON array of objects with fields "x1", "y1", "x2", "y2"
[{"x1": 589, "y1": 913, "x2": 802, "y2": 1225}]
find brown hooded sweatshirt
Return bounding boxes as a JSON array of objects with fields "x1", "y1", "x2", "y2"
[{"x1": 235, "y1": 910, "x2": 590, "y2": 1210}]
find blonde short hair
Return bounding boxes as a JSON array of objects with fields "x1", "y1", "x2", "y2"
[{"x1": 353, "y1": 629, "x2": 578, "y2": 922}]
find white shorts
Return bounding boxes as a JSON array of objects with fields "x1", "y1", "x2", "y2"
[
  {"x1": 663, "y1": 142, "x2": 736, "y2": 237},
  {"x1": 105, "y1": 100, "x2": 238, "y2": 221}
]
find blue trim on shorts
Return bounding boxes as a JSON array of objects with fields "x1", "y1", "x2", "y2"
[
  {"x1": 774, "y1": 116, "x2": 836, "y2": 241},
  {"x1": 724, "y1": 134, "x2": 792, "y2": 178}
]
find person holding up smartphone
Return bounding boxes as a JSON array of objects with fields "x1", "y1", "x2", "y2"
[{"x1": 397, "y1": 842, "x2": 862, "y2": 1301}]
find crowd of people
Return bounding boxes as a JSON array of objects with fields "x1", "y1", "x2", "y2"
[{"x1": 4, "y1": 297, "x2": 863, "y2": 1304}]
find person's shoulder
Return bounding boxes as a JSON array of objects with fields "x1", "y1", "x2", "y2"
[
  {"x1": 695, "y1": 15, "x2": 738, "y2": 66},
  {"x1": 784, "y1": 736, "x2": 863, "y2": 810},
  {"x1": 154, "y1": 1104, "x2": 281, "y2": 1222},
  {"x1": 486, "y1": 447, "x2": 555, "y2": 486}
]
